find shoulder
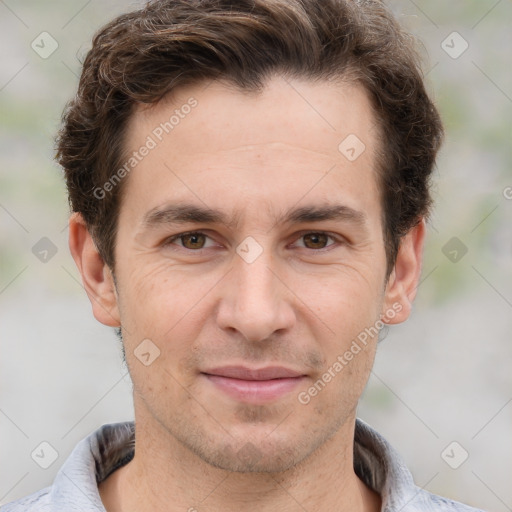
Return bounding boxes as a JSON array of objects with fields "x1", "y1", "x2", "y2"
[
  {"x1": 353, "y1": 418, "x2": 487, "y2": 512},
  {"x1": 408, "y1": 488, "x2": 487, "y2": 511},
  {"x1": 0, "y1": 487, "x2": 51, "y2": 512},
  {"x1": 0, "y1": 421, "x2": 135, "y2": 512}
]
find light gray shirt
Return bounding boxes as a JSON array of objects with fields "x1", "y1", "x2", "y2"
[{"x1": 1, "y1": 419, "x2": 485, "y2": 511}]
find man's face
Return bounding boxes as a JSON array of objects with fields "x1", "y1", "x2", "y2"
[{"x1": 106, "y1": 76, "x2": 400, "y2": 472}]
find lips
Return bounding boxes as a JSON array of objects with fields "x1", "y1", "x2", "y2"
[
  {"x1": 202, "y1": 366, "x2": 305, "y2": 380},
  {"x1": 201, "y1": 366, "x2": 306, "y2": 403}
]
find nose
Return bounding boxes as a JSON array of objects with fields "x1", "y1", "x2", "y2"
[{"x1": 215, "y1": 246, "x2": 295, "y2": 343}]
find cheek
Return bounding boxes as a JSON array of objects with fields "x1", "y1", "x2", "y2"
[
  {"x1": 296, "y1": 268, "x2": 384, "y2": 333},
  {"x1": 117, "y1": 259, "x2": 187, "y2": 331},
  {"x1": 294, "y1": 272, "x2": 384, "y2": 390},
  {"x1": 117, "y1": 260, "x2": 224, "y2": 371}
]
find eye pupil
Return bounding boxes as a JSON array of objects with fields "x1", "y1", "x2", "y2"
[
  {"x1": 304, "y1": 233, "x2": 328, "y2": 249},
  {"x1": 183, "y1": 233, "x2": 205, "y2": 249}
]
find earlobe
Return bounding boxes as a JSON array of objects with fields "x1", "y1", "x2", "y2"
[
  {"x1": 68, "y1": 213, "x2": 121, "y2": 327},
  {"x1": 381, "y1": 218, "x2": 426, "y2": 325}
]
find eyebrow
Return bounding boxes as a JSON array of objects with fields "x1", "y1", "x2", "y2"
[{"x1": 142, "y1": 202, "x2": 368, "y2": 232}]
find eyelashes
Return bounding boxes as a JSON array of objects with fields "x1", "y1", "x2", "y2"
[{"x1": 163, "y1": 230, "x2": 343, "y2": 253}]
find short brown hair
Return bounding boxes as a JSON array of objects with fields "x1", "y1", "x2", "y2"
[{"x1": 56, "y1": 0, "x2": 443, "y2": 276}]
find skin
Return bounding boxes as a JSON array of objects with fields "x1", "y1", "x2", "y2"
[{"x1": 69, "y1": 75, "x2": 425, "y2": 512}]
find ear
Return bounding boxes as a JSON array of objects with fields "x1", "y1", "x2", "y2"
[
  {"x1": 68, "y1": 213, "x2": 121, "y2": 327},
  {"x1": 381, "y1": 218, "x2": 426, "y2": 325}
]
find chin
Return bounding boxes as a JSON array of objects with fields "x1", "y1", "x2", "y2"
[
  {"x1": 183, "y1": 425, "x2": 330, "y2": 474},
  {"x1": 196, "y1": 442, "x2": 306, "y2": 473}
]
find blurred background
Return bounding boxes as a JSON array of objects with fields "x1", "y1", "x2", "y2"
[{"x1": 0, "y1": 0, "x2": 511, "y2": 510}]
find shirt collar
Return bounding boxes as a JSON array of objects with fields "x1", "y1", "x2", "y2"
[
  {"x1": 354, "y1": 418, "x2": 424, "y2": 511},
  {"x1": 49, "y1": 419, "x2": 419, "y2": 511}
]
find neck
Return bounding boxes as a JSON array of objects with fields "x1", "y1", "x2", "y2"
[{"x1": 99, "y1": 414, "x2": 381, "y2": 512}]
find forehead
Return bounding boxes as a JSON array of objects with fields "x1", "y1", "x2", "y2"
[
  {"x1": 128, "y1": 76, "x2": 379, "y2": 158},
  {"x1": 120, "y1": 75, "x2": 382, "y2": 227}
]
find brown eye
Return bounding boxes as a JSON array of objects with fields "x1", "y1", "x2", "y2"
[
  {"x1": 302, "y1": 232, "x2": 330, "y2": 249},
  {"x1": 180, "y1": 232, "x2": 207, "y2": 249},
  {"x1": 164, "y1": 231, "x2": 219, "y2": 252}
]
